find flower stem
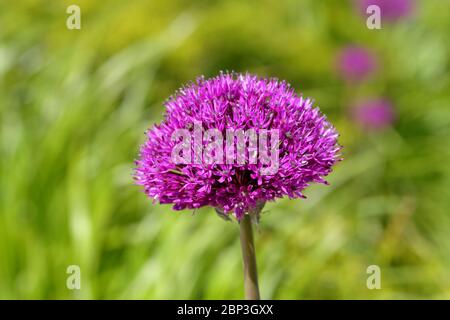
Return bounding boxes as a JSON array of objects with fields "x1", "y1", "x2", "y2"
[{"x1": 239, "y1": 214, "x2": 260, "y2": 300}]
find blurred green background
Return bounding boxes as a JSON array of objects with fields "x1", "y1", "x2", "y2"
[{"x1": 0, "y1": 0, "x2": 449, "y2": 299}]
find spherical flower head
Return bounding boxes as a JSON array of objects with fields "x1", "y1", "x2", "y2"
[
  {"x1": 351, "y1": 98, "x2": 395, "y2": 130},
  {"x1": 337, "y1": 46, "x2": 377, "y2": 82},
  {"x1": 134, "y1": 73, "x2": 341, "y2": 220},
  {"x1": 356, "y1": 0, "x2": 414, "y2": 22}
]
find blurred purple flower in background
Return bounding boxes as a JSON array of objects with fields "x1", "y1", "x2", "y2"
[
  {"x1": 351, "y1": 98, "x2": 395, "y2": 130},
  {"x1": 337, "y1": 46, "x2": 377, "y2": 82},
  {"x1": 356, "y1": 0, "x2": 414, "y2": 22}
]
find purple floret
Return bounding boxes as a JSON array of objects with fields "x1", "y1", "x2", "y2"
[{"x1": 135, "y1": 72, "x2": 341, "y2": 220}]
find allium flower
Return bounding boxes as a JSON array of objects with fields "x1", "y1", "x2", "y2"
[
  {"x1": 356, "y1": 0, "x2": 414, "y2": 22},
  {"x1": 135, "y1": 72, "x2": 341, "y2": 220},
  {"x1": 337, "y1": 46, "x2": 377, "y2": 82},
  {"x1": 351, "y1": 98, "x2": 395, "y2": 130}
]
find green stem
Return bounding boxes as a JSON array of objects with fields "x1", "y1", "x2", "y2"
[{"x1": 239, "y1": 214, "x2": 260, "y2": 300}]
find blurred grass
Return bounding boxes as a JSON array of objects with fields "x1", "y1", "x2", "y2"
[{"x1": 0, "y1": 0, "x2": 449, "y2": 299}]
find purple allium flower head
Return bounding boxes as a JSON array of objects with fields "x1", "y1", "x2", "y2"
[
  {"x1": 135, "y1": 73, "x2": 341, "y2": 220},
  {"x1": 337, "y1": 46, "x2": 377, "y2": 82},
  {"x1": 351, "y1": 98, "x2": 395, "y2": 130},
  {"x1": 356, "y1": 0, "x2": 414, "y2": 22}
]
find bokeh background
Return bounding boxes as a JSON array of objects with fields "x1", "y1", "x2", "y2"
[{"x1": 0, "y1": 0, "x2": 449, "y2": 299}]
